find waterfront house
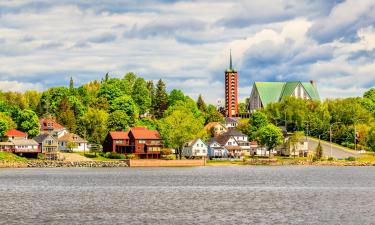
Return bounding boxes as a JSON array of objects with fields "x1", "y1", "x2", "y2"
[
  {"x1": 213, "y1": 135, "x2": 242, "y2": 158},
  {"x1": 204, "y1": 122, "x2": 228, "y2": 137},
  {"x1": 207, "y1": 140, "x2": 228, "y2": 159},
  {"x1": 58, "y1": 133, "x2": 88, "y2": 152},
  {"x1": 182, "y1": 138, "x2": 208, "y2": 158},
  {"x1": 39, "y1": 118, "x2": 68, "y2": 138},
  {"x1": 103, "y1": 127, "x2": 163, "y2": 159},
  {"x1": 33, "y1": 133, "x2": 59, "y2": 153},
  {"x1": 3, "y1": 129, "x2": 27, "y2": 141},
  {"x1": 219, "y1": 129, "x2": 251, "y2": 155},
  {"x1": 0, "y1": 142, "x2": 14, "y2": 152},
  {"x1": 12, "y1": 139, "x2": 39, "y2": 154}
]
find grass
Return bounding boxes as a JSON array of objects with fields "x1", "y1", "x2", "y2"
[
  {"x1": 75, "y1": 152, "x2": 116, "y2": 161},
  {"x1": 356, "y1": 153, "x2": 375, "y2": 162},
  {"x1": 0, "y1": 152, "x2": 28, "y2": 162},
  {"x1": 307, "y1": 136, "x2": 358, "y2": 153},
  {"x1": 206, "y1": 160, "x2": 245, "y2": 165}
]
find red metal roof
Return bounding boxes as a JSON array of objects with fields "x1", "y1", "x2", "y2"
[
  {"x1": 39, "y1": 118, "x2": 65, "y2": 130},
  {"x1": 109, "y1": 131, "x2": 129, "y2": 139},
  {"x1": 5, "y1": 129, "x2": 27, "y2": 137},
  {"x1": 130, "y1": 127, "x2": 161, "y2": 139}
]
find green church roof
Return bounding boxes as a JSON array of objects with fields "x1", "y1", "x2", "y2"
[{"x1": 254, "y1": 81, "x2": 320, "y2": 107}]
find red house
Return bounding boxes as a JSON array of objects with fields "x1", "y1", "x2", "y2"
[
  {"x1": 4, "y1": 129, "x2": 28, "y2": 141},
  {"x1": 103, "y1": 127, "x2": 163, "y2": 159}
]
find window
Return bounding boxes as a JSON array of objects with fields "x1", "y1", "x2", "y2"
[
  {"x1": 139, "y1": 140, "x2": 146, "y2": 144},
  {"x1": 115, "y1": 140, "x2": 123, "y2": 144}
]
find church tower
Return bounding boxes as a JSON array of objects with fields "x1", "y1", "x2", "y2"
[{"x1": 225, "y1": 51, "x2": 238, "y2": 117}]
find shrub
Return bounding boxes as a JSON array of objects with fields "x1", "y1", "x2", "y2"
[
  {"x1": 125, "y1": 154, "x2": 136, "y2": 160},
  {"x1": 104, "y1": 152, "x2": 123, "y2": 159},
  {"x1": 163, "y1": 155, "x2": 174, "y2": 160},
  {"x1": 327, "y1": 157, "x2": 335, "y2": 161},
  {"x1": 160, "y1": 148, "x2": 172, "y2": 156},
  {"x1": 315, "y1": 142, "x2": 323, "y2": 160},
  {"x1": 346, "y1": 156, "x2": 356, "y2": 161}
]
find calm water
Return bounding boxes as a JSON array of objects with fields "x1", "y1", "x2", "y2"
[{"x1": 1, "y1": 166, "x2": 375, "y2": 225}]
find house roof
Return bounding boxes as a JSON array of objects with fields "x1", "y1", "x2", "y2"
[
  {"x1": 184, "y1": 138, "x2": 207, "y2": 147},
  {"x1": 221, "y1": 129, "x2": 246, "y2": 137},
  {"x1": 224, "y1": 117, "x2": 238, "y2": 124},
  {"x1": 211, "y1": 135, "x2": 236, "y2": 146},
  {"x1": 204, "y1": 122, "x2": 225, "y2": 130},
  {"x1": 12, "y1": 139, "x2": 38, "y2": 146},
  {"x1": 130, "y1": 127, "x2": 161, "y2": 139},
  {"x1": 58, "y1": 133, "x2": 87, "y2": 143},
  {"x1": 5, "y1": 129, "x2": 27, "y2": 137},
  {"x1": 109, "y1": 131, "x2": 129, "y2": 139},
  {"x1": 40, "y1": 118, "x2": 65, "y2": 130},
  {"x1": 224, "y1": 146, "x2": 241, "y2": 150},
  {"x1": 253, "y1": 81, "x2": 320, "y2": 107},
  {"x1": 33, "y1": 133, "x2": 55, "y2": 143}
]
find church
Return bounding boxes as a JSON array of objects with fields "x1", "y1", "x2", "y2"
[{"x1": 248, "y1": 81, "x2": 320, "y2": 113}]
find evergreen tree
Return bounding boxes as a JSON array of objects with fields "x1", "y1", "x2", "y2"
[
  {"x1": 104, "y1": 72, "x2": 110, "y2": 83},
  {"x1": 154, "y1": 79, "x2": 168, "y2": 119},
  {"x1": 69, "y1": 77, "x2": 74, "y2": 91},
  {"x1": 147, "y1": 81, "x2": 155, "y2": 115},
  {"x1": 197, "y1": 94, "x2": 207, "y2": 112}
]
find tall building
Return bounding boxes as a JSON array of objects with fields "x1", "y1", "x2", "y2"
[{"x1": 225, "y1": 51, "x2": 238, "y2": 117}]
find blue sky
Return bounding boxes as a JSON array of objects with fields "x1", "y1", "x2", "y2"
[{"x1": 1, "y1": 0, "x2": 375, "y2": 103}]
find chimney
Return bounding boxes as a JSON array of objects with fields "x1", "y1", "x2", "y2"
[{"x1": 310, "y1": 80, "x2": 316, "y2": 87}]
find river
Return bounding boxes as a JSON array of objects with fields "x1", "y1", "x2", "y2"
[{"x1": 1, "y1": 166, "x2": 375, "y2": 225}]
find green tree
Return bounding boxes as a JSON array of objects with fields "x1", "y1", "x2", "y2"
[
  {"x1": 315, "y1": 142, "x2": 323, "y2": 159},
  {"x1": 154, "y1": 79, "x2": 168, "y2": 118},
  {"x1": 249, "y1": 111, "x2": 269, "y2": 140},
  {"x1": 16, "y1": 109, "x2": 40, "y2": 137},
  {"x1": 56, "y1": 97, "x2": 76, "y2": 132},
  {"x1": 108, "y1": 111, "x2": 130, "y2": 131},
  {"x1": 110, "y1": 95, "x2": 139, "y2": 119},
  {"x1": 238, "y1": 102, "x2": 248, "y2": 114},
  {"x1": 66, "y1": 141, "x2": 78, "y2": 152},
  {"x1": 168, "y1": 89, "x2": 186, "y2": 106},
  {"x1": 135, "y1": 117, "x2": 158, "y2": 130},
  {"x1": 0, "y1": 112, "x2": 16, "y2": 130},
  {"x1": 98, "y1": 78, "x2": 124, "y2": 102},
  {"x1": 257, "y1": 124, "x2": 283, "y2": 158},
  {"x1": 69, "y1": 77, "x2": 74, "y2": 91},
  {"x1": 289, "y1": 131, "x2": 304, "y2": 158},
  {"x1": 147, "y1": 80, "x2": 155, "y2": 115},
  {"x1": 132, "y1": 78, "x2": 152, "y2": 114},
  {"x1": 158, "y1": 109, "x2": 205, "y2": 159},
  {"x1": 0, "y1": 119, "x2": 9, "y2": 137},
  {"x1": 77, "y1": 108, "x2": 108, "y2": 144},
  {"x1": 205, "y1": 105, "x2": 224, "y2": 123},
  {"x1": 197, "y1": 94, "x2": 207, "y2": 112},
  {"x1": 123, "y1": 72, "x2": 137, "y2": 95}
]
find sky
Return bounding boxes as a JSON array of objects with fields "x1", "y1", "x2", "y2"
[{"x1": 1, "y1": 0, "x2": 375, "y2": 104}]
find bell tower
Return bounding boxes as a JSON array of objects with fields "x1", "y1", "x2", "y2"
[{"x1": 225, "y1": 51, "x2": 238, "y2": 117}]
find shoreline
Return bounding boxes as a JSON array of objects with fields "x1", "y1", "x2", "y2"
[{"x1": 1, "y1": 159, "x2": 375, "y2": 168}]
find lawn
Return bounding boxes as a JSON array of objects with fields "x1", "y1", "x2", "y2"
[{"x1": 0, "y1": 152, "x2": 28, "y2": 162}]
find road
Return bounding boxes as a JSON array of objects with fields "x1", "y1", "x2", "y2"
[{"x1": 307, "y1": 137, "x2": 360, "y2": 159}]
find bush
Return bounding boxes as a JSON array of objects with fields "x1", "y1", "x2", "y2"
[
  {"x1": 327, "y1": 157, "x2": 335, "y2": 161},
  {"x1": 163, "y1": 155, "x2": 174, "y2": 160},
  {"x1": 346, "y1": 156, "x2": 356, "y2": 161},
  {"x1": 104, "y1": 152, "x2": 124, "y2": 159},
  {"x1": 84, "y1": 153, "x2": 97, "y2": 158},
  {"x1": 160, "y1": 148, "x2": 172, "y2": 156},
  {"x1": 125, "y1": 154, "x2": 136, "y2": 160}
]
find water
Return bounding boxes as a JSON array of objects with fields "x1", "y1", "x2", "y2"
[{"x1": 1, "y1": 166, "x2": 375, "y2": 225}]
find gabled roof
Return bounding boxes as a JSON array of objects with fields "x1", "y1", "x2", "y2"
[
  {"x1": 33, "y1": 133, "x2": 56, "y2": 143},
  {"x1": 130, "y1": 127, "x2": 161, "y2": 140},
  {"x1": 5, "y1": 129, "x2": 27, "y2": 137},
  {"x1": 224, "y1": 117, "x2": 238, "y2": 124},
  {"x1": 40, "y1": 118, "x2": 65, "y2": 130},
  {"x1": 12, "y1": 139, "x2": 38, "y2": 146},
  {"x1": 58, "y1": 133, "x2": 87, "y2": 143},
  {"x1": 212, "y1": 135, "x2": 237, "y2": 146},
  {"x1": 184, "y1": 138, "x2": 207, "y2": 147},
  {"x1": 221, "y1": 129, "x2": 246, "y2": 137},
  {"x1": 253, "y1": 81, "x2": 320, "y2": 107},
  {"x1": 109, "y1": 131, "x2": 129, "y2": 140}
]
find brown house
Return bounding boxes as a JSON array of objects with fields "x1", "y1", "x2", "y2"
[{"x1": 103, "y1": 127, "x2": 163, "y2": 159}]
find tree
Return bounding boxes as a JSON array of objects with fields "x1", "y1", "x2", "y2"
[
  {"x1": 69, "y1": 77, "x2": 74, "y2": 91},
  {"x1": 16, "y1": 109, "x2": 40, "y2": 137},
  {"x1": 77, "y1": 108, "x2": 108, "y2": 144},
  {"x1": 98, "y1": 78, "x2": 124, "y2": 102},
  {"x1": 0, "y1": 119, "x2": 9, "y2": 137},
  {"x1": 238, "y1": 102, "x2": 248, "y2": 114},
  {"x1": 168, "y1": 89, "x2": 185, "y2": 106},
  {"x1": 197, "y1": 94, "x2": 207, "y2": 112},
  {"x1": 110, "y1": 95, "x2": 139, "y2": 123},
  {"x1": 147, "y1": 80, "x2": 155, "y2": 115},
  {"x1": 104, "y1": 72, "x2": 110, "y2": 83},
  {"x1": 135, "y1": 117, "x2": 158, "y2": 130},
  {"x1": 123, "y1": 72, "x2": 137, "y2": 95},
  {"x1": 205, "y1": 105, "x2": 224, "y2": 123},
  {"x1": 158, "y1": 109, "x2": 205, "y2": 159},
  {"x1": 108, "y1": 110, "x2": 130, "y2": 131},
  {"x1": 66, "y1": 141, "x2": 78, "y2": 152},
  {"x1": 0, "y1": 112, "x2": 16, "y2": 130},
  {"x1": 257, "y1": 124, "x2": 283, "y2": 158},
  {"x1": 249, "y1": 111, "x2": 269, "y2": 140},
  {"x1": 132, "y1": 78, "x2": 152, "y2": 114},
  {"x1": 57, "y1": 97, "x2": 76, "y2": 132},
  {"x1": 315, "y1": 142, "x2": 323, "y2": 160},
  {"x1": 154, "y1": 79, "x2": 168, "y2": 118},
  {"x1": 289, "y1": 131, "x2": 304, "y2": 158}
]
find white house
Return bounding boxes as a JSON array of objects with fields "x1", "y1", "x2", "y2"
[
  {"x1": 207, "y1": 140, "x2": 228, "y2": 159},
  {"x1": 220, "y1": 129, "x2": 251, "y2": 155},
  {"x1": 12, "y1": 139, "x2": 39, "y2": 154},
  {"x1": 182, "y1": 138, "x2": 208, "y2": 158},
  {"x1": 58, "y1": 133, "x2": 88, "y2": 152},
  {"x1": 223, "y1": 117, "x2": 238, "y2": 129}
]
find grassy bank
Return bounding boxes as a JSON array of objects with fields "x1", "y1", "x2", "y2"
[{"x1": 0, "y1": 152, "x2": 27, "y2": 162}]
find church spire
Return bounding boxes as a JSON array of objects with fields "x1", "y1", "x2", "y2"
[{"x1": 229, "y1": 49, "x2": 233, "y2": 70}]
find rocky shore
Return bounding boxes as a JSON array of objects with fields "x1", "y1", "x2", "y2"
[
  {"x1": 243, "y1": 159, "x2": 375, "y2": 166},
  {"x1": 0, "y1": 160, "x2": 129, "y2": 168}
]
